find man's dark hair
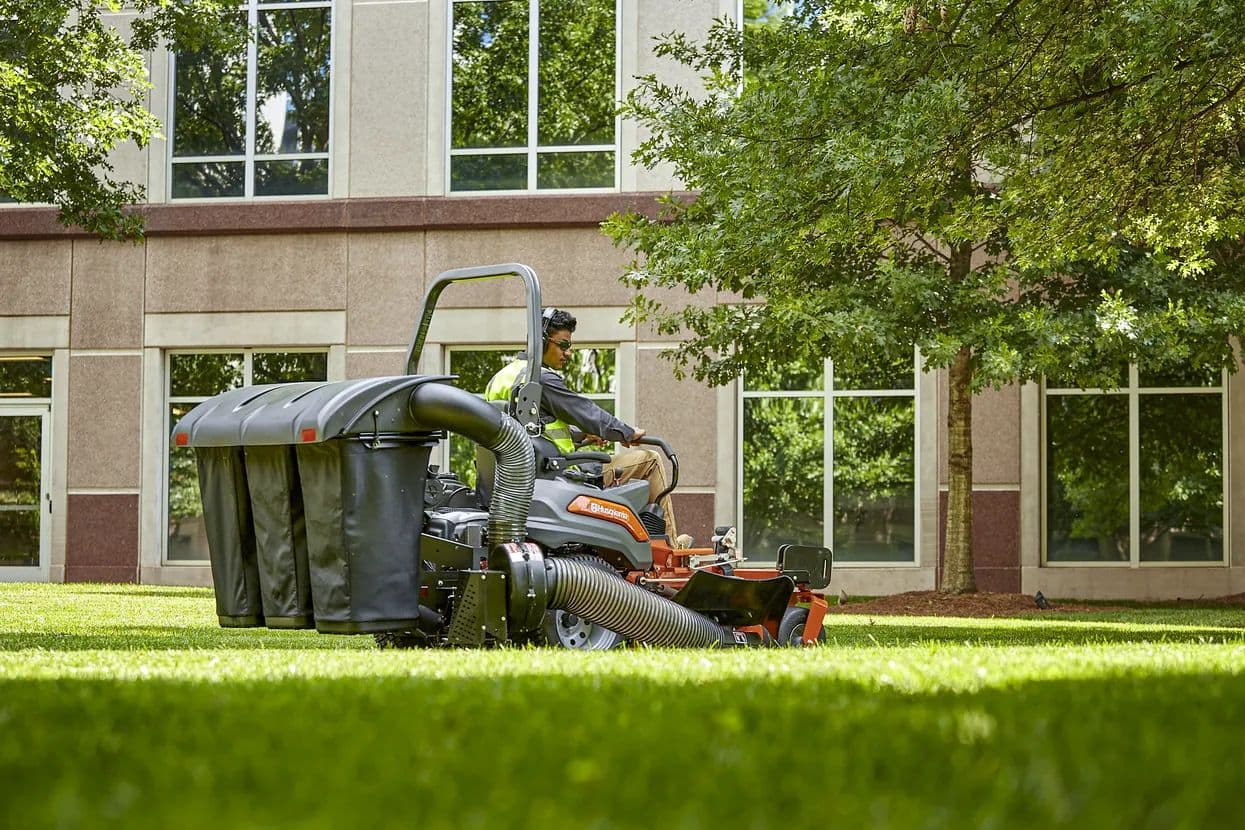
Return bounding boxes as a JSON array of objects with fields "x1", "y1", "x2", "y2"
[{"x1": 543, "y1": 308, "x2": 577, "y2": 339}]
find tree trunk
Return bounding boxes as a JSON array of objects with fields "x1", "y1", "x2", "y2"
[
  {"x1": 942, "y1": 231, "x2": 976, "y2": 593},
  {"x1": 943, "y1": 343, "x2": 977, "y2": 593}
]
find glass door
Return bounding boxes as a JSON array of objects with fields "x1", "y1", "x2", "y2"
[{"x1": 0, "y1": 406, "x2": 50, "y2": 573}]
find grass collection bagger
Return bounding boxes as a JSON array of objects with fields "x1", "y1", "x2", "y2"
[{"x1": 173, "y1": 264, "x2": 832, "y2": 649}]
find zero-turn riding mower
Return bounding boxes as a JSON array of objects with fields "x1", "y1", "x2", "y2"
[{"x1": 173, "y1": 264, "x2": 832, "y2": 649}]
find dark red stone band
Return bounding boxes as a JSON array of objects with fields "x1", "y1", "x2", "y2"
[{"x1": 0, "y1": 192, "x2": 675, "y2": 240}]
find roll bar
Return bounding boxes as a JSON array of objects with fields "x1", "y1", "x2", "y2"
[{"x1": 404, "y1": 263, "x2": 545, "y2": 434}]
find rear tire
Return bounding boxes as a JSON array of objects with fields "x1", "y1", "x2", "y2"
[
  {"x1": 777, "y1": 606, "x2": 826, "y2": 646},
  {"x1": 539, "y1": 554, "x2": 626, "y2": 650}
]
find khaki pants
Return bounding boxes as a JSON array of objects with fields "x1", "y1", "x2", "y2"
[{"x1": 602, "y1": 447, "x2": 678, "y2": 541}]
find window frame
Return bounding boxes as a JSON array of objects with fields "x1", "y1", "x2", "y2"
[
  {"x1": 445, "y1": 0, "x2": 623, "y2": 195},
  {"x1": 1041, "y1": 366, "x2": 1230, "y2": 568},
  {"x1": 162, "y1": 347, "x2": 330, "y2": 565},
  {"x1": 166, "y1": 0, "x2": 336, "y2": 201},
  {"x1": 737, "y1": 349, "x2": 922, "y2": 567},
  {"x1": 0, "y1": 354, "x2": 53, "y2": 579}
]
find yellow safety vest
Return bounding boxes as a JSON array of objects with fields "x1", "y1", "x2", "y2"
[{"x1": 484, "y1": 358, "x2": 575, "y2": 455}]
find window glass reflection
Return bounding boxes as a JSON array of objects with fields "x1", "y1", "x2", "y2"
[
  {"x1": 450, "y1": 0, "x2": 616, "y2": 191},
  {"x1": 1138, "y1": 363, "x2": 1222, "y2": 388},
  {"x1": 173, "y1": 18, "x2": 247, "y2": 158},
  {"x1": 0, "y1": 357, "x2": 52, "y2": 398},
  {"x1": 169, "y1": 354, "x2": 244, "y2": 397},
  {"x1": 742, "y1": 398, "x2": 825, "y2": 560},
  {"x1": 171, "y1": 3, "x2": 330, "y2": 198},
  {"x1": 166, "y1": 406, "x2": 209, "y2": 561},
  {"x1": 744, "y1": 359, "x2": 824, "y2": 393},
  {"x1": 0, "y1": 413, "x2": 43, "y2": 566},
  {"x1": 450, "y1": 154, "x2": 527, "y2": 191},
  {"x1": 536, "y1": 151, "x2": 614, "y2": 188},
  {"x1": 172, "y1": 162, "x2": 245, "y2": 198},
  {"x1": 253, "y1": 352, "x2": 328, "y2": 385},
  {"x1": 254, "y1": 159, "x2": 329, "y2": 196},
  {"x1": 1139, "y1": 395, "x2": 1223, "y2": 562},
  {"x1": 452, "y1": 0, "x2": 529, "y2": 150},
  {"x1": 1046, "y1": 395, "x2": 1130, "y2": 561},
  {"x1": 256, "y1": 8, "x2": 331, "y2": 155},
  {"x1": 833, "y1": 397, "x2": 915, "y2": 562},
  {"x1": 537, "y1": 0, "x2": 615, "y2": 146},
  {"x1": 0, "y1": 416, "x2": 41, "y2": 508}
]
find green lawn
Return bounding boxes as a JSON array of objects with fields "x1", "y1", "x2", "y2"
[{"x1": 2, "y1": 584, "x2": 1244, "y2": 829}]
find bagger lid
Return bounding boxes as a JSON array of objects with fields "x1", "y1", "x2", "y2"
[{"x1": 173, "y1": 375, "x2": 454, "y2": 447}]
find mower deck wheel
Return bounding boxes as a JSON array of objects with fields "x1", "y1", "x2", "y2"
[
  {"x1": 543, "y1": 609, "x2": 625, "y2": 650},
  {"x1": 777, "y1": 606, "x2": 827, "y2": 646}
]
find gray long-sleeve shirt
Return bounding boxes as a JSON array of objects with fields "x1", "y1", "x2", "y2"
[{"x1": 511, "y1": 353, "x2": 637, "y2": 444}]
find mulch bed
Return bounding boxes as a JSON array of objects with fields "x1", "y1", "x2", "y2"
[{"x1": 823, "y1": 590, "x2": 1245, "y2": 618}]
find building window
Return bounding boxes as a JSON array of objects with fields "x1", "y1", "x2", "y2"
[
  {"x1": 0, "y1": 357, "x2": 52, "y2": 570},
  {"x1": 170, "y1": 0, "x2": 333, "y2": 199},
  {"x1": 449, "y1": 0, "x2": 618, "y2": 192},
  {"x1": 444, "y1": 345, "x2": 617, "y2": 485},
  {"x1": 1044, "y1": 365, "x2": 1226, "y2": 564},
  {"x1": 740, "y1": 352, "x2": 918, "y2": 564},
  {"x1": 166, "y1": 351, "x2": 327, "y2": 562}
]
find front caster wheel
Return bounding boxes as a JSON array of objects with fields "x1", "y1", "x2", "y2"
[{"x1": 777, "y1": 606, "x2": 826, "y2": 646}]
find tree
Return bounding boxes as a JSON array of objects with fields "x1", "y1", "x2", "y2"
[
  {"x1": 0, "y1": 0, "x2": 235, "y2": 239},
  {"x1": 605, "y1": 1, "x2": 1245, "y2": 592}
]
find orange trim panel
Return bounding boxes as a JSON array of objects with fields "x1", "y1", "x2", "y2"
[{"x1": 567, "y1": 495, "x2": 649, "y2": 542}]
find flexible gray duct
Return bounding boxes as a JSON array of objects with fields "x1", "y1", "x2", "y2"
[
  {"x1": 407, "y1": 383, "x2": 534, "y2": 545},
  {"x1": 546, "y1": 557, "x2": 734, "y2": 648},
  {"x1": 482, "y1": 418, "x2": 534, "y2": 543}
]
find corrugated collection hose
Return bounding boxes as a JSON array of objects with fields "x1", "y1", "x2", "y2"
[
  {"x1": 546, "y1": 557, "x2": 734, "y2": 648},
  {"x1": 483, "y1": 417, "x2": 535, "y2": 544},
  {"x1": 407, "y1": 382, "x2": 534, "y2": 547}
]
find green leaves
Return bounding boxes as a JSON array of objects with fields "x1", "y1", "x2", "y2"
[
  {"x1": 606, "y1": 1, "x2": 1245, "y2": 393},
  {"x1": 0, "y1": 0, "x2": 234, "y2": 239}
]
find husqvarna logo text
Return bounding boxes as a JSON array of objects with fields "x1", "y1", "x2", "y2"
[
  {"x1": 566, "y1": 495, "x2": 649, "y2": 542},
  {"x1": 587, "y1": 502, "x2": 628, "y2": 521}
]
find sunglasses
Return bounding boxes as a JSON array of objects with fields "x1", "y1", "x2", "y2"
[{"x1": 550, "y1": 338, "x2": 573, "y2": 351}]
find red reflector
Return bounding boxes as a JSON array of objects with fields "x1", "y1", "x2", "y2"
[
  {"x1": 300, "y1": 428, "x2": 317, "y2": 443},
  {"x1": 174, "y1": 433, "x2": 188, "y2": 447}
]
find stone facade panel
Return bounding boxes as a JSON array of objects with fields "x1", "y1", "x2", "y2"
[
  {"x1": 349, "y1": 2, "x2": 428, "y2": 197},
  {"x1": 424, "y1": 229, "x2": 633, "y2": 308},
  {"x1": 71, "y1": 240, "x2": 145, "y2": 348},
  {"x1": 347, "y1": 232, "x2": 426, "y2": 346},
  {"x1": 145, "y1": 234, "x2": 347, "y2": 313},
  {"x1": 635, "y1": 349, "x2": 716, "y2": 487},
  {"x1": 0, "y1": 240, "x2": 72, "y2": 316},
  {"x1": 67, "y1": 354, "x2": 142, "y2": 489},
  {"x1": 66, "y1": 494, "x2": 139, "y2": 583}
]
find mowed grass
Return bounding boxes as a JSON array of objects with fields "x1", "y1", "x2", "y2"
[{"x1": 2, "y1": 585, "x2": 1245, "y2": 829}]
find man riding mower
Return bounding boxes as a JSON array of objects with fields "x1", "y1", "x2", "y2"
[{"x1": 173, "y1": 264, "x2": 832, "y2": 649}]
